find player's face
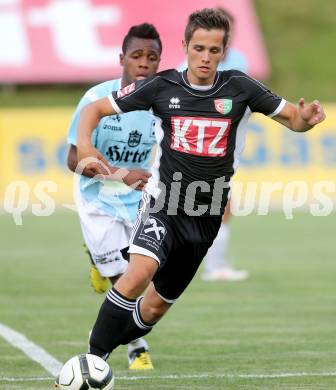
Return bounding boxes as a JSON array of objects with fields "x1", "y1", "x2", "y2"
[
  {"x1": 120, "y1": 37, "x2": 161, "y2": 87},
  {"x1": 183, "y1": 28, "x2": 226, "y2": 85}
]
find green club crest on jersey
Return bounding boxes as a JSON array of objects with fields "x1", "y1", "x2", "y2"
[{"x1": 214, "y1": 99, "x2": 232, "y2": 115}]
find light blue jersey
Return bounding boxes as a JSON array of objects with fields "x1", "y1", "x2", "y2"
[{"x1": 68, "y1": 78, "x2": 156, "y2": 222}]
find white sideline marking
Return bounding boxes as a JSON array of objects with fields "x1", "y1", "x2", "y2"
[
  {"x1": 0, "y1": 323, "x2": 63, "y2": 377},
  {"x1": 1, "y1": 371, "x2": 336, "y2": 382},
  {"x1": 122, "y1": 372, "x2": 336, "y2": 380}
]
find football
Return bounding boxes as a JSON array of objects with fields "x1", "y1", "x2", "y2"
[{"x1": 55, "y1": 354, "x2": 114, "y2": 390}]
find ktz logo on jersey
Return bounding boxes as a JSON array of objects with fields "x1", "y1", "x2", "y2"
[
  {"x1": 117, "y1": 82, "x2": 135, "y2": 98},
  {"x1": 171, "y1": 116, "x2": 231, "y2": 157},
  {"x1": 214, "y1": 99, "x2": 232, "y2": 115},
  {"x1": 169, "y1": 97, "x2": 180, "y2": 109},
  {"x1": 141, "y1": 217, "x2": 167, "y2": 243},
  {"x1": 128, "y1": 130, "x2": 142, "y2": 147}
]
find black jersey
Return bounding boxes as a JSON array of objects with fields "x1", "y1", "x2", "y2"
[{"x1": 110, "y1": 69, "x2": 285, "y2": 216}]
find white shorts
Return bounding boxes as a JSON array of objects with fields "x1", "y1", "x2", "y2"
[{"x1": 76, "y1": 195, "x2": 132, "y2": 278}]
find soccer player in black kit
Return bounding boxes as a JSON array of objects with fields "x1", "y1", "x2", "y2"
[{"x1": 76, "y1": 8, "x2": 326, "y2": 361}]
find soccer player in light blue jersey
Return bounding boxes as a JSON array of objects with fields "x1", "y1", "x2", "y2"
[{"x1": 67, "y1": 23, "x2": 162, "y2": 370}]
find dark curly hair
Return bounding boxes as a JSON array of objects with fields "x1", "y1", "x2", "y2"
[{"x1": 122, "y1": 23, "x2": 162, "y2": 54}]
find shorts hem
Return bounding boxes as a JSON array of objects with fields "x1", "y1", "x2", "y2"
[
  {"x1": 128, "y1": 244, "x2": 161, "y2": 265},
  {"x1": 154, "y1": 288, "x2": 177, "y2": 304},
  {"x1": 95, "y1": 261, "x2": 128, "y2": 278}
]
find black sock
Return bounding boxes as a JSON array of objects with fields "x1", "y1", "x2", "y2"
[
  {"x1": 120, "y1": 297, "x2": 155, "y2": 345},
  {"x1": 89, "y1": 288, "x2": 136, "y2": 359}
]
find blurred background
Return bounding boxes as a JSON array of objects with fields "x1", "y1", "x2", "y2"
[{"x1": 0, "y1": 2, "x2": 335, "y2": 389}]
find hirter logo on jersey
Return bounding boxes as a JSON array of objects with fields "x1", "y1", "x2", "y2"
[
  {"x1": 117, "y1": 82, "x2": 135, "y2": 98},
  {"x1": 171, "y1": 116, "x2": 231, "y2": 157},
  {"x1": 214, "y1": 99, "x2": 232, "y2": 115}
]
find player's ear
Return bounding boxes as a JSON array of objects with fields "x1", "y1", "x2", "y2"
[
  {"x1": 182, "y1": 40, "x2": 188, "y2": 54},
  {"x1": 119, "y1": 53, "x2": 124, "y2": 67}
]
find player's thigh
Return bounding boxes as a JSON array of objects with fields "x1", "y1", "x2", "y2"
[
  {"x1": 129, "y1": 200, "x2": 175, "y2": 266},
  {"x1": 115, "y1": 254, "x2": 159, "y2": 298},
  {"x1": 151, "y1": 213, "x2": 222, "y2": 301},
  {"x1": 152, "y1": 242, "x2": 210, "y2": 302},
  {"x1": 79, "y1": 212, "x2": 130, "y2": 277}
]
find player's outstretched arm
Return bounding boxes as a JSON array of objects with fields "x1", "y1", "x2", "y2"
[
  {"x1": 68, "y1": 143, "x2": 150, "y2": 190},
  {"x1": 67, "y1": 144, "x2": 111, "y2": 178},
  {"x1": 273, "y1": 98, "x2": 326, "y2": 132},
  {"x1": 75, "y1": 97, "x2": 151, "y2": 190},
  {"x1": 77, "y1": 97, "x2": 116, "y2": 158},
  {"x1": 76, "y1": 97, "x2": 117, "y2": 177},
  {"x1": 67, "y1": 144, "x2": 78, "y2": 173}
]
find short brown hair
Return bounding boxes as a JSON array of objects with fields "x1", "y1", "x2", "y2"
[{"x1": 184, "y1": 8, "x2": 231, "y2": 48}]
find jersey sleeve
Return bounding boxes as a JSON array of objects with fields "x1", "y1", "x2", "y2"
[
  {"x1": 238, "y1": 73, "x2": 286, "y2": 117},
  {"x1": 108, "y1": 75, "x2": 160, "y2": 114}
]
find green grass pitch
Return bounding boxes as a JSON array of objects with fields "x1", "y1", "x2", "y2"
[{"x1": 0, "y1": 212, "x2": 335, "y2": 389}]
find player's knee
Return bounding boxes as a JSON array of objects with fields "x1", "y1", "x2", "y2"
[
  {"x1": 108, "y1": 274, "x2": 122, "y2": 285},
  {"x1": 115, "y1": 270, "x2": 152, "y2": 298},
  {"x1": 144, "y1": 301, "x2": 170, "y2": 323}
]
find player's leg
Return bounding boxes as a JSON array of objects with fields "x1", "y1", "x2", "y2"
[
  {"x1": 88, "y1": 253, "x2": 159, "y2": 359},
  {"x1": 153, "y1": 241, "x2": 211, "y2": 303},
  {"x1": 85, "y1": 246, "x2": 110, "y2": 293},
  {"x1": 151, "y1": 213, "x2": 222, "y2": 300},
  {"x1": 202, "y1": 201, "x2": 249, "y2": 281},
  {"x1": 89, "y1": 197, "x2": 174, "y2": 360},
  {"x1": 118, "y1": 238, "x2": 213, "y2": 367},
  {"x1": 114, "y1": 249, "x2": 159, "y2": 370},
  {"x1": 77, "y1": 201, "x2": 129, "y2": 292},
  {"x1": 78, "y1": 205, "x2": 155, "y2": 368},
  {"x1": 126, "y1": 282, "x2": 171, "y2": 369},
  {"x1": 107, "y1": 222, "x2": 155, "y2": 370},
  {"x1": 89, "y1": 211, "x2": 220, "y2": 359}
]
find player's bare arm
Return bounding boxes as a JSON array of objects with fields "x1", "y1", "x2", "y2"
[
  {"x1": 77, "y1": 96, "x2": 116, "y2": 160},
  {"x1": 67, "y1": 144, "x2": 110, "y2": 178},
  {"x1": 273, "y1": 98, "x2": 326, "y2": 132},
  {"x1": 76, "y1": 97, "x2": 151, "y2": 190}
]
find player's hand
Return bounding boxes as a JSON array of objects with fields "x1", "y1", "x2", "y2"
[
  {"x1": 123, "y1": 169, "x2": 152, "y2": 191},
  {"x1": 76, "y1": 143, "x2": 112, "y2": 178},
  {"x1": 298, "y1": 98, "x2": 326, "y2": 126}
]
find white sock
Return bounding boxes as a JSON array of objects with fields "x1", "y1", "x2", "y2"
[
  {"x1": 128, "y1": 337, "x2": 148, "y2": 354},
  {"x1": 204, "y1": 223, "x2": 230, "y2": 274}
]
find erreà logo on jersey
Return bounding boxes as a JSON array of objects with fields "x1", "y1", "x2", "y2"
[
  {"x1": 214, "y1": 99, "x2": 232, "y2": 115},
  {"x1": 117, "y1": 82, "x2": 135, "y2": 98},
  {"x1": 169, "y1": 97, "x2": 180, "y2": 109}
]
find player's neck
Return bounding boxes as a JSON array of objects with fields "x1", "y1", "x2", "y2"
[
  {"x1": 121, "y1": 78, "x2": 128, "y2": 88},
  {"x1": 186, "y1": 69, "x2": 216, "y2": 87},
  {"x1": 190, "y1": 83, "x2": 213, "y2": 91}
]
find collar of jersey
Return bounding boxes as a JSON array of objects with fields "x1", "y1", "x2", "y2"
[{"x1": 181, "y1": 69, "x2": 220, "y2": 92}]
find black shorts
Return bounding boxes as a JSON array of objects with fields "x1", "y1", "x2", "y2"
[{"x1": 128, "y1": 194, "x2": 223, "y2": 302}]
